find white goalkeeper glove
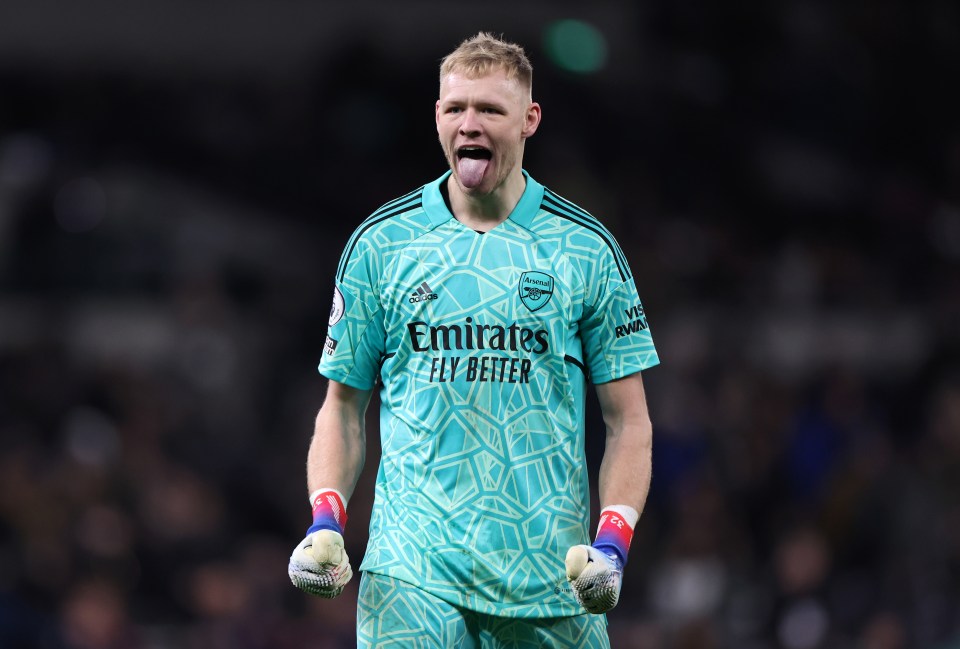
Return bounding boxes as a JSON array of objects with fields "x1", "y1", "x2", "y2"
[
  {"x1": 288, "y1": 488, "x2": 352, "y2": 598},
  {"x1": 288, "y1": 529, "x2": 353, "y2": 598},
  {"x1": 565, "y1": 544, "x2": 623, "y2": 614},
  {"x1": 565, "y1": 505, "x2": 639, "y2": 614}
]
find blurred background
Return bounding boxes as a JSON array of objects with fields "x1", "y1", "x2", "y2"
[{"x1": 1, "y1": 1, "x2": 959, "y2": 647}]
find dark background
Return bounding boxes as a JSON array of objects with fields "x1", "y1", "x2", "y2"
[{"x1": 1, "y1": 1, "x2": 959, "y2": 648}]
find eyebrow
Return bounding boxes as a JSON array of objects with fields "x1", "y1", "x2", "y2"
[{"x1": 441, "y1": 96, "x2": 511, "y2": 109}]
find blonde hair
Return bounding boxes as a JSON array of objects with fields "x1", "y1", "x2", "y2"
[{"x1": 439, "y1": 32, "x2": 533, "y2": 93}]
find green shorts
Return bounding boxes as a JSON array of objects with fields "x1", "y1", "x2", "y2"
[{"x1": 357, "y1": 572, "x2": 610, "y2": 649}]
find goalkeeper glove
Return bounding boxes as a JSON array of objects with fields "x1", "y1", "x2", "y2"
[
  {"x1": 288, "y1": 489, "x2": 353, "y2": 598},
  {"x1": 565, "y1": 505, "x2": 638, "y2": 614}
]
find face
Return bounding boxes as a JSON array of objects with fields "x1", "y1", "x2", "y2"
[{"x1": 436, "y1": 68, "x2": 541, "y2": 197}]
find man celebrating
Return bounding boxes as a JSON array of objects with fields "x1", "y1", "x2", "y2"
[{"x1": 289, "y1": 32, "x2": 658, "y2": 648}]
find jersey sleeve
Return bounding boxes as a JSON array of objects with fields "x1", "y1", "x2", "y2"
[
  {"x1": 318, "y1": 234, "x2": 386, "y2": 390},
  {"x1": 579, "y1": 244, "x2": 659, "y2": 384}
]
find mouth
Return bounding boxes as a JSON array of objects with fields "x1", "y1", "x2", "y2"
[{"x1": 456, "y1": 146, "x2": 492, "y2": 161}]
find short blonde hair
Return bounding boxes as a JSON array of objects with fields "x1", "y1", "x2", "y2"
[{"x1": 439, "y1": 32, "x2": 533, "y2": 93}]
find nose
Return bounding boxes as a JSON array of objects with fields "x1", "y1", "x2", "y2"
[{"x1": 459, "y1": 108, "x2": 482, "y2": 136}]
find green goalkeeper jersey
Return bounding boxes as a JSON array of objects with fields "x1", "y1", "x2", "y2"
[{"x1": 319, "y1": 171, "x2": 659, "y2": 618}]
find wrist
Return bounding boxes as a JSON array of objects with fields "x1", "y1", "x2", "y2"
[
  {"x1": 307, "y1": 488, "x2": 348, "y2": 535},
  {"x1": 592, "y1": 505, "x2": 638, "y2": 567}
]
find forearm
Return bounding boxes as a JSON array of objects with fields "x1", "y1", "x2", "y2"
[
  {"x1": 595, "y1": 372, "x2": 654, "y2": 514},
  {"x1": 306, "y1": 385, "x2": 370, "y2": 502},
  {"x1": 598, "y1": 415, "x2": 652, "y2": 513}
]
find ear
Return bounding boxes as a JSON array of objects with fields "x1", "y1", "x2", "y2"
[
  {"x1": 435, "y1": 99, "x2": 442, "y2": 133},
  {"x1": 522, "y1": 102, "x2": 541, "y2": 139}
]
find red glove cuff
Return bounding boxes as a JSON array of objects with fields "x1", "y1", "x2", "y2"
[
  {"x1": 308, "y1": 489, "x2": 347, "y2": 534},
  {"x1": 593, "y1": 507, "x2": 637, "y2": 566}
]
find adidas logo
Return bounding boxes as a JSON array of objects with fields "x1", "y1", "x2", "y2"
[{"x1": 409, "y1": 281, "x2": 438, "y2": 304}]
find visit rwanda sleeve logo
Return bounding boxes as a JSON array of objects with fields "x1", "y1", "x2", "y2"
[{"x1": 518, "y1": 271, "x2": 555, "y2": 312}]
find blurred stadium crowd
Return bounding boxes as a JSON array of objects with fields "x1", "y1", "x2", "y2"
[{"x1": 2, "y1": 2, "x2": 959, "y2": 648}]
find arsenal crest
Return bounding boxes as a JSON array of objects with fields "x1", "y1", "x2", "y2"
[{"x1": 518, "y1": 271, "x2": 555, "y2": 312}]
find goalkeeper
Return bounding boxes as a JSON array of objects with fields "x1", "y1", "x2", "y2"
[{"x1": 289, "y1": 32, "x2": 658, "y2": 648}]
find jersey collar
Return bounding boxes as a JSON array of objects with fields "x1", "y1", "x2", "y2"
[{"x1": 423, "y1": 169, "x2": 545, "y2": 231}]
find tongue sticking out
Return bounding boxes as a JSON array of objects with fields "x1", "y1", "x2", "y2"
[{"x1": 457, "y1": 156, "x2": 489, "y2": 189}]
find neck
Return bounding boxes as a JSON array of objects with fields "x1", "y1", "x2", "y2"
[{"x1": 447, "y1": 169, "x2": 526, "y2": 232}]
